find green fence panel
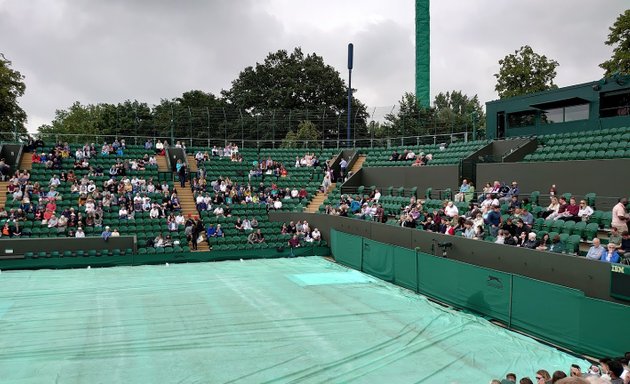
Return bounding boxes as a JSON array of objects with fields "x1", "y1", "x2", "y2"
[
  {"x1": 417, "y1": 252, "x2": 511, "y2": 322},
  {"x1": 393, "y1": 246, "x2": 418, "y2": 291},
  {"x1": 362, "y1": 239, "x2": 394, "y2": 282},
  {"x1": 578, "y1": 297, "x2": 630, "y2": 357},
  {"x1": 331, "y1": 229, "x2": 363, "y2": 270},
  {"x1": 511, "y1": 276, "x2": 583, "y2": 352}
]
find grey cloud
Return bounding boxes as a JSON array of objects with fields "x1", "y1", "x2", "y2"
[{"x1": 0, "y1": 0, "x2": 627, "y2": 132}]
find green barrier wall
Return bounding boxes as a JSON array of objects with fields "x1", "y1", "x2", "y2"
[
  {"x1": 330, "y1": 229, "x2": 630, "y2": 357},
  {"x1": 418, "y1": 252, "x2": 512, "y2": 323},
  {"x1": 362, "y1": 239, "x2": 394, "y2": 282},
  {"x1": 0, "y1": 246, "x2": 331, "y2": 271},
  {"x1": 331, "y1": 230, "x2": 363, "y2": 270},
  {"x1": 393, "y1": 246, "x2": 417, "y2": 291}
]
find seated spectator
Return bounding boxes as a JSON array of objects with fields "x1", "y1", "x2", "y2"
[
  {"x1": 101, "y1": 226, "x2": 112, "y2": 240},
  {"x1": 521, "y1": 232, "x2": 539, "y2": 249},
  {"x1": 548, "y1": 235, "x2": 564, "y2": 253},
  {"x1": 242, "y1": 218, "x2": 252, "y2": 231},
  {"x1": 609, "y1": 227, "x2": 622, "y2": 247},
  {"x1": 111, "y1": 228, "x2": 120, "y2": 237},
  {"x1": 454, "y1": 179, "x2": 470, "y2": 202},
  {"x1": 389, "y1": 150, "x2": 400, "y2": 161},
  {"x1": 537, "y1": 194, "x2": 553, "y2": 216},
  {"x1": 549, "y1": 196, "x2": 569, "y2": 220},
  {"x1": 311, "y1": 228, "x2": 321, "y2": 242},
  {"x1": 215, "y1": 224, "x2": 224, "y2": 238},
  {"x1": 444, "y1": 201, "x2": 458, "y2": 218},
  {"x1": 288, "y1": 234, "x2": 301, "y2": 248},
  {"x1": 536, "y1": 233, "x2": 551, "y2": 251},
  {"x1": 206, "y1": 224, "x2": 217, "y2": 238},
  {"x1": 585, "y1": 238, "x2": 606, "y2": 260},
  {"x1": 577, "y1": 200, "x2": 594, "y2": 222},
  {"x1": 75, "y1": 227, "x2": 85, "y2": 238},
  {"x1": 154, "y1": 233, "x2": 165, "y2": 247},
  {"x1": 599, "y1": 242, "x2": 621, "y2": 263}
]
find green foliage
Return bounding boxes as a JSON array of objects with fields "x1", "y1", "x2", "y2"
[
  {"x1": 383, "y1": 92, "x2": 435, "y2": 138},
  {"x1": 382, "y1": 91, "x2": 483, "y2": 138},
  {"x1": 433, "y1": 90, "x2": 486, "y2": 136},
  {"x1": 223, "y1": 47, "x2": 369, "y2": 141},
  {"x1": 494, "y1": 45, "x2": 559, "y2": 99},
  {"x1": 281, "y1": 120, "x2": 320, "y2": 148},
  {"x1": 0, "y1": 53, "x2": 27, "y2": 140},
  {"x1": 600, "y1": 9, "x2": 630, "y2": 77}
]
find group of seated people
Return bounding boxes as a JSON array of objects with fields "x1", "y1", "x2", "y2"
[
  {"x1": 294, "y1": 153, "x2": 320, "y2": 168},
  {"x1": 490, "y1": 355, "x2": 629, "y2": 383},
  {"x1": 323, "y1": 192, "x2": 386, "y2": 223},
  {"x1": 389, "y1": 149, "x2": 432, "y2": 166},
  {"x1": 192, "y1": 177, "x2": 308, "y2": 214},
  {"x1": 280, "y1": 220, "x2": 322, "y2": 246}
]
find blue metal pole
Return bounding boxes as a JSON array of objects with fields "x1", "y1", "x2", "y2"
[{"x1": 347, "y1": 43, "x2": 354, "y2": 148}]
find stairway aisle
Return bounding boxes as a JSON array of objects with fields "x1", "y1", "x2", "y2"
[
  {"x1": 0, "y1": 181, "x2": 9, "y2": 209},
  {"x1": 186, "y1": 155, "x2": 198, "y2": 173},
  {"x1": 349, "y1": 155, "x2": 366, "y2": 174},
  {"x1": 156, "y1": 156, "x2": 169, "y2": 172},
  {"x1": 176, "y1": 186, "x2": 209, "y2": 252},
  {"x1": 305, "y1": 183, "x2": 336, "y2": 213},
  {"x1": 19, "y1": 152, "x2": 32, "y2": 170}
]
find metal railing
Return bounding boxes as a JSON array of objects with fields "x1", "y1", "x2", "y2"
[{"x1": 4, "y1": 131, "x2": 474, "y2": 150}]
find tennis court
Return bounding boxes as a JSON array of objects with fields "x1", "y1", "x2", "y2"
[{"x1": 0, "y1": 257, "x2": 586, "y2": 383}]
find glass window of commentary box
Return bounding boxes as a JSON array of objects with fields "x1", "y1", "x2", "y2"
[
  {"x1": 507, "y1": 111, "x2": 536, "y2": 128},
  {"x1": 541, "y1": 103, "x2": 589, "y2": 124}
]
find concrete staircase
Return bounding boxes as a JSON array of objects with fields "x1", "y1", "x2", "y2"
[
  {"x1": 19, "y1": 152, "x2": 32, "y2": 171},
  {"x1": 305, "y1": 183, "x2": 336, "y2": 213},
  {"x1": 0, "y1": 181, "x2": 9, "y2": 209},
  {"x1": 156, "y1": 156, "x2": 169, "y2": 172},
  {"x1": 186, "y1": 155, "x2": 198, "y2": 173},
  {"x1": 176, "y1": 186, "x2": 209, "y2": 252},
  {"x1": 349, "y1": 154, "x2": 366, "y2": 174}
]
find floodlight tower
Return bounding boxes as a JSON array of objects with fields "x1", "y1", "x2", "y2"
[{"x1": 416, "y1": 0, "x2": 430, "y2": 108}]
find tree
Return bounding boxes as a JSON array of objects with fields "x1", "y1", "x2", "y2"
[
  {"x1": 383, "y1": 92, "x2": 435, "y2": 138},
  {"x1": 38, "y1": 100, "x2": 152, "y2": 144},
  {"x1": 0, "y1": 53, "x2": 27, "y2": 140},
  {"x1": 600, "y1": 9, "x2": 630, "y2": 77},
  {"x1": 494, "y1": 45, "x2": 559, "y2": 99},
  {"x1": 223, "y1": 47, "x2": 369, "y2": 142},
  {"x1": 433, "y1": 90, "x2": 486, "y2": 136},
  {"x1": 281, "y1": 120, "x2": 320, "y2": 148}
]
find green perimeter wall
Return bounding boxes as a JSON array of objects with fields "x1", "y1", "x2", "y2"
[
  {"x1": 331, "y1": 229, "x2": 629, "y2": 358},
  {"x1": 0, "y1": 245, "x2": 331, "y2": 271}
]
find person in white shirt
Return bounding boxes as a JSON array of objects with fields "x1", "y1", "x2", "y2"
[
  {"x1": 119, "y1": 207, "x2": 129, "y2": 219},
  {"x1": 214, "y1": 206, "x2": 224, "y2": 217},
  {"x1": 174, "y1": 213, "x2": 185, "y2": 225},
  {"x1": 373, "y1": 189, "x2": 381, "y2": 202},
  {"x1": 444, "y1": 201, "x2": 459, "y2": 218},
  {"x1": 149, "y1": 206, "x2": 160, "y2": 219},
  {"x1": 47, "y1": 215, "x2": 59, "y2": 228},
  {"x1": 111, "y1": 229, "x2": 120, "y2": 237},
  {"x1": 75, "y1": 227, "x2": 85, "y2": 238},
  {"x1": 577, "y1": 200, "x2": 594, "y2": 221},
  {"x1": 273, "y1": 199, "x2": 283, "y2": 210},
  {"x1": 312, "y1": 228, "x2": 321, "y2": 241},
  {"x1": 49, "y1": 175, "x2": 60, "y2": 187},
  {"x1": 243, "y1": 218, "x2": 252, "y2": 231}
]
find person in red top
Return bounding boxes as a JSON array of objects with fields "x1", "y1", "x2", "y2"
[
  {"x1": 559, "y1": 197, "x2": 579, "y2": 222},
  {"x1": 549, "y1": 196, "x2": 568, "y2": 220},
  {"x1": 288, "y1": 234, "x2": 301, "y2": 248},
  {"x1": 31, "y1": 153, "x2": 41, "y2": 164},
  {"x1": 298, "y1": 188, "x2": 308, "y2": 202}
]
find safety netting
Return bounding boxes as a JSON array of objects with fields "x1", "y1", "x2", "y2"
[{"x1": 0, "y1": 257, "x2": 586, "y2": 383}]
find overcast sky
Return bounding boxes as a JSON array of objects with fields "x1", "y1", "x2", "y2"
[{"x1": 0, "y1": 0, "x2": 627, "y2": 132}]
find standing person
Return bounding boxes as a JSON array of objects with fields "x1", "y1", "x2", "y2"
[
  {"x1": 176, "y1": 160, "x2": 187, "y2": 188},
  {"x1": 612, "y1": 197, "x2": 629, "y2": 233},
  {"x1": 339, "y1": 157, "x2": 348, "y2": 179}
]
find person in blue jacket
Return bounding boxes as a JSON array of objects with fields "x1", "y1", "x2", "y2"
[{"x1": 600, "y1": 243, "x2": 621, "y2": 263}]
